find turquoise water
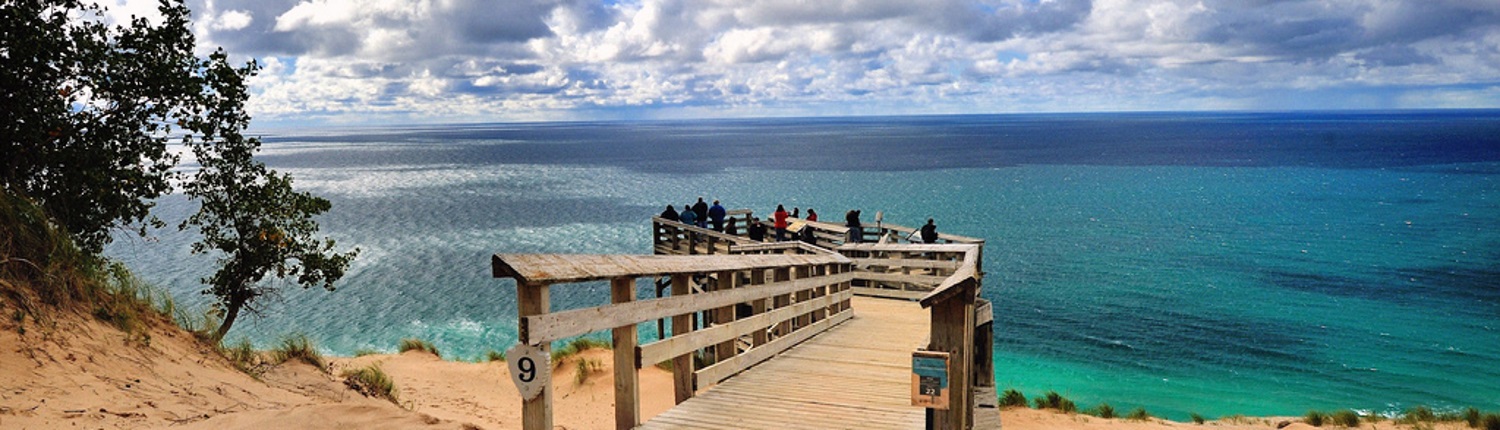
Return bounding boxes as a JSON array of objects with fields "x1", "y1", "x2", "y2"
[{"x1": 107, "y1": 113, "x2": 1500, "y2": 420}]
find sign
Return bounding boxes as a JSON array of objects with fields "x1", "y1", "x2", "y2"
[
  {"x1": 911, "y1": 350, "x2": 950, "y2": 409},
  {"x1": 506, "y1": 343, "x2": 550, "y2": 401}
]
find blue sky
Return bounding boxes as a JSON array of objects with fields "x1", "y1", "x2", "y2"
[{"x1": 101, "y1": 0, "x2": 1500, "y2": 126}]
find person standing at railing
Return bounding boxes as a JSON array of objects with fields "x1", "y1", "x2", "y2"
[
  {"x1": 774, "y1": 205, "x2": 790, "y2": 241},
  {"x1": 692, "y1": 197, "x2": 709, "y2": 228},
  {"x1": 921, "y1": 218, "x2": 939, "y2": 244},
  {"x1": 680, "y1": 204, "x2": 698, "y2": 227},
  {"x1": 659, "y1": 205, "x2": 679, "y2": 222},
  {"x1": 806, "y1": 209, "x2": 818, "y2": 222},
  {"x1": 845, "y1": 209, "x2": 862, "y2": 243},
  {"x1": 747, "y1": 216, "x2": 766, "y2": 241},
  {"x1": 709, "y1": 199, "x2": 727, "y2": 232},
  {"x1": 791, "y1": 207, "x2": 799, "y2": 219}
]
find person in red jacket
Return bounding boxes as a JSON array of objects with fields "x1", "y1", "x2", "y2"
[{"x1": 773, "y1": 204, "x2": 789, "y2": 241}]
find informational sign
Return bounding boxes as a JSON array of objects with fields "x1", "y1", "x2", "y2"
[
  {"x1": 911, "y1": 350, "x2": 950, "y2": 409},
  {"x1": 506, "y1": 343, "x2": 550, "y2": 401}
]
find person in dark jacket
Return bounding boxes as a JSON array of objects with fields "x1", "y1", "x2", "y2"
[
  {"x1": 679, "y1": 204, "x2": 698, "y2": 226},
  {"x1": 747, "y1": 217, "x2": 765, "y2": 241},
  {"x1": 845, "y1": 210, "x2": 862, "y2": 243},
  {"x1": 791, "y1": 207, "x2": 799, "y2": 219},
  {"x1": 709, "y1": 199, "x2": 727, "y2": 232},
  {"x1": 799, "y1": 224, "x2": 816, "y2": 244},
  {"x1": 725, "y1": 217, "x2": 739, "y2": 235},
  {"x1": 692, "y1": 197, "x2": 709, "y2": 228},
  {"x1": 920, "y1": 218, "x2": 939, "y2": 244},
  {"x1": 659, "y1": 205, "x2": 679, "y2": 221}
]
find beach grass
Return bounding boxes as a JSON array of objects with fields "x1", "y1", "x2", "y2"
[
  {"x1": 1482, "y1": 413, "x2": 1500, "y2": 430},
  {"x1": 342, "y1": 364, "x2": 398, "y2": 404},
  {"x1": 1093, "y1": 403, "x2": 1115, "y2": 419},
  {"x1": 998, "y1": 388, "x2": 1028, "y2": 408},
  {"x1": 353, "y1": 348, "x2": 380, "y2": 357},
  {"x1": 573, "y1": 358, "x2": 601, "y2": 386},
  {"x1": 484, "y1": 349, "x2": 505, "y2": 362},
  {"x1": 398, "y1": 338, "x2": 441, "y2": 358},
  {"x1": 551, "y1": 337, "x2": 610, "y2": 365},
  {"x1": 225, "y1": 338, "x2": 260, "y2": 375},
  {"x1": 1305, "y1": 410, "x2": 1325, "y2": 426},
  {"x1": 273, "y1": 333, "x2": 326, "y2": 371},
  {"x1": 1125, "y1": 407, "x2": 1151, "y2": 421},
  {"x1": 1033, "y1": 391, "x2": 1077, "y2": 413},
  {"x1": 1189, "y1": 412, "x2": 1205, "y2": 424},
  {"x1": 1330, "y1": 409, "x2": 1359, "y2": 427}
]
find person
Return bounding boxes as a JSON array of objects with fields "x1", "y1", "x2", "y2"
[
  {"x1": 679, "y1": 204, "x2": 697, "y2": 227},
  {"x1": 659, "y1": 204, "x2": 679, "y2": 222},
  {"x1": 725, "y1": 217, "x2": 738, "y2": 235},
  {"x1": 920, "y1": 218, "x2": 939, "y2": 244},
  {"x1": 845, "y1": 209, "x2": 862, "y2": 243},
  {"x1": 806, "y1": 209, "x2": 817, "y2": 222},
  {"x1": 799, "y1": 223, "x2": 816, "y2": 244},
  {"x1": 709, "y1": 199, "x2": 727, "y2": 232},
  {"x1": 773, "y1": 205, "x2": 789, "y2": 241},
  {"x1": 692, "y1": 197, "x2": 709, "y2": 229},
  {"x1": 747, "y1": 217, "x2": 765, "y2": 241},
  {"x1": 791, "y1": 207, "x2": 800, "y2": 219}
]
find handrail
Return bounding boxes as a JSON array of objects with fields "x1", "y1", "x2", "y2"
[{"x1": 492, "y1": 252, "x2": 848, "y2": 284}]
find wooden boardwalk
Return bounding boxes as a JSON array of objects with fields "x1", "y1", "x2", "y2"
[{"x1": 642, "y1": 296, "x2": 928, "y2": 429}]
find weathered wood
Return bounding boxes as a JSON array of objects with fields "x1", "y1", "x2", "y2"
[
  {"x1": 975, "y1": 299, "x2": 992, "y2": 327},
  {"x1": 694, "y1": 309, "x2": 854, "y2": 386},
  {"x1": 517, "y1": 282, "x2": 552, "y2": 430},
  {"x1": 850, "y1": 287, "x2": 928, "y2": 301},
  {"x1": 670, "y1": 274, "x2": 694, "y2": 404},
  {"x1": 610, "y1": 277, "x2": 639, "y2": 430},
  {"x1": 639, "y1": 289, "x2": 851, "y2": 366},
  {"x1": 837, "y1": 243, "x2": 978, "y2": 254},
  {"x1": 493, "y1": 252, "x2": 849, "y2": 285},
  {"x1": 772, "y1": 267, "x2": 791, "y2": 337},
  {"x1": 857, "y1": 271, "x2": 949, "y2": 287},
  {"x1": 750, "y1": 269, "x2": 768, "y2": 347},
  {"x1": 928, "y1": 282, "x2": 975, "y2": 430},
  {"x1": 520, "y1": 272, "x2": 855, "y2": 344},
  {"x1": 712, "y1": 270, "x2": 736, "y2": 363},
  {"x1": 794, "y1": 265, "x2": 812, "y2": 329},
  {"x1": 852, "y1": 257, "x2": 963, "y2": 270}
]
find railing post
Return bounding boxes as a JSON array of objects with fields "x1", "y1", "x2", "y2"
[
  {"x1": 794, "y1": 265, "x2": 812, "y2": 330},
  {"x1": 928, "y1": 282, "x2": 975, "y2": 430},
  {"x1": 611, "y1": 277, "x2": 639, "y2": 430},
  {"x1": 670, "y1": 273, "x2": 695, "y2": 404},
  {"x1": 518, "y1": 282, "x2": 552, "y2": 430},
  {"x1": 714, "y1": 270, "x2": 737, "y2": 362},
  {"x1": 772, "y1": 267, "x2": 791, "y2": 337},
  {"x1": 750, "y1": 268, "x2": 768, "y2": 347}
]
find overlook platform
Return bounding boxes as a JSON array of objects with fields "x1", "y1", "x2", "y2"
[{"x1": 492, "y1": 210, "x2": 997, "y2": 430}]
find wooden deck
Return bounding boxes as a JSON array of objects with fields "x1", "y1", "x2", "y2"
[{"x1": 641, "y1": 296, "x2": 928, "y2": 429}]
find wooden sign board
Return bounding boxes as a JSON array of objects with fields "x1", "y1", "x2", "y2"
[
  {"x1": 506, "y1": 343, "x2": 550, "y2": 401},
  {"x1": 911, "y1": 350, "x2": 950, "y2": 409}
]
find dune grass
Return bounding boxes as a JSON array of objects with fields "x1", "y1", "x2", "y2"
[
  {"x1": 1305, "y1": 410, "x2": 1325, "y2": 426},
  {"x1": 1125, "y1": 407, "x2": 1151, "y2": 421},
  {"x1": 342, "y1": 364, "x2": 398, "y2": 404},
  {"x1": 1189, "y1": 412, "x2": 1205, "y2": 425},
  {"x1": 1093, "y1": 403, "x2": 1115, "y2": 419},
  {"x1": 551, "y1": 337, "x2": 610, "y2": 365},
  {"x1": 484, "y1": 349, "x2": 505, "y2": 362},
  {"x1": 272, "y1": 333, "x2": 326, "y2": 370},
  {"x1": 1031, "y1": 391, "x2": 1077, "y2": 413},
  {"x1": 1330, "y1": 409, "x2": 1360, "y2": 427},
  {"x1": 397, "y1": 338, "x2": 441, "y2": 358},
  {"x1": 998, "y1": 388, "x2": 1028, "y2": 408},
  {"x1": 1482, "y1": 413, "x2": 1500, "y2": 430}
]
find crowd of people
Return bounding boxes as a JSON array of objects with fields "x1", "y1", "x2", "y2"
[{"x1": 658, "y1": 198, "x2": 940, "y2": 244}]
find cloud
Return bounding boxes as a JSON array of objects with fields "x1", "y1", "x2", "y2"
[{"x1": 103, "y1": 0, "x2": 1493, "y2": 124}]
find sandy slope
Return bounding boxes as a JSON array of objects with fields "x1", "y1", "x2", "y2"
[{"x1": 0, "y1": 311, "x2": 1474, "y2": 429}]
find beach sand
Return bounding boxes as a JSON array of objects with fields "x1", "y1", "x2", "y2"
[{"x1": 0, "y1": 311, "x2": 1476, "y2": 429}]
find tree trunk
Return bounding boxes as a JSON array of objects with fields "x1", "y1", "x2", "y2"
[{"x1": 214, "y1": 293, "x2": 247, "y2": 342}]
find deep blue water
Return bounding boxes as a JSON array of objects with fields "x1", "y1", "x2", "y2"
[{"x1": 108, "y1": 111, "x2": 1500, "y2": 420}]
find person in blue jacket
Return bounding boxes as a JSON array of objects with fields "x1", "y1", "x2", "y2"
[
  {"x1": 708, "y1": 199, "x2": 727, "y2": 232},
  {"x1": 679, "y1": 204, "x2": 698, "y2": 227}
]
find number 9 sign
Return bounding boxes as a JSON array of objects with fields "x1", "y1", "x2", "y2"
[{"x1": 506, "y1": 343, "x2": 550, "y2": 400}]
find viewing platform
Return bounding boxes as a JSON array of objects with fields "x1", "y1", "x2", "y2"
[{"x1": 492, "y1": 209, "x2": 996, "y2": 429}]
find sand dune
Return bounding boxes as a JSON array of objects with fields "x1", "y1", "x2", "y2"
[{"x1": 0, "y1": 311, "x2": 1475, "y2": 429}]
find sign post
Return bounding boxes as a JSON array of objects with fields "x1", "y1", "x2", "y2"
[{"x1": 911, "y1": 350, "x2": 950, "y2": 409}]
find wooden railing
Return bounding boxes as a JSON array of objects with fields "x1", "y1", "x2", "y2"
[{"x1": 492, "y1": 252, "x2": 855, "y2": 430}]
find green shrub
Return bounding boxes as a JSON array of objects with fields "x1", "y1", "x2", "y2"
[
  {"x1": 1331, "y1": 410, "x2": 1359, "y2": 427},
  {"x1": 1305, "y1": 410, "x2": 1325, "y2": 426},
  {"x1": 1126, "y1": 407, "x2": 1150, "y2": 421},
  {"x1": 485, "y1": 349, "x2": 505, "y2": 362},
  {"x1": 1482, "y1": 413, "x2": 1500, "y2": 430},
  {"x1": 1463, "y1": 407, "x2": 1480, "y2": 427},
  {"x1": 998, "y1": 389, "x2": 1028, "y2": 408},
  {"x1": 273, "y1": 333, "x2": 326, "y2": 370},
  {"x1": 1094, "y1": 403, "x2": 1115, "y2": 419},
  {"x1": 1402, "y1": 406, "x2": 1436, "y2": 424},
  {"x1": 398, "y1": 338, "x2": 440, "y2": 358},
  {"x1": 1189, "y1": 412, "x2": 1205, "y2": 424},
  {"x1": 1032, "y1": 391, "x2": 1076, "y2": 413},
  {"x1": 342, "y1": 365, "x2": 398, "y2": 404}
]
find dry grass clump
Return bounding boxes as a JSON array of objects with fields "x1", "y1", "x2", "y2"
[
  {"x1": 342, "y1": 364, "x2": 399, "y2": 404},
  {"x1": 272, "y1": 333, "x2": 326, "y2": 371},
  {"x1": 398, "y1": 338, "x2": 441, "y2": 358}
]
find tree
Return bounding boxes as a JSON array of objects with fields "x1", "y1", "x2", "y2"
[
  {"x1": 179, "y1": 51, "x2": 358, "y2": 341},
  {"x1": 1, "y1": 0, "x2": 201, "y2": 253}
]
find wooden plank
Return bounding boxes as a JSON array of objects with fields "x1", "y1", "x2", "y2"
[
  {"x1": 857, "y1": 271, "x2": 949, "y2": 287},
  {"x1": 836, "y1": 243, "x2": 978, "y2": 254},
  {"x1": 610, "y1": 277, "x2": 639, "y2": 430},
  {"x1": 850, "y1": 287, "x2": 927, "y2": 301},
  {"x1": 493, "y1": 252, "x2": 850, "y2": 284},
  {"x1": 521, "y1": 272, "x2": 855, "y2": 343},
  {"x1": 920, "y1": 261, "x2": 979, "y2": 308},
  {"x1": 639, "y1": 289, "x2": 851, "y2": 365},
  {"x1": 670, "y1": 274, "x2": 694, "y2": 404},
  {"x1": 929, "y1": 282, "x2": 976, "y2": 430},
  {"x1": 851, "y1": 257, "x2": 963, "y2": 270},
  {"x1": 975, "y1": 299, "x2": 992, "y2": 326},
  {"x1": 694, "y1": 310, "x2": 853, "y2": 386},
  {"x1": 712, "y1": 270, "x2": 736, "y2": 363},
  {"x1": 517, "y1": 282, "x2": 552, "y2": 430}
]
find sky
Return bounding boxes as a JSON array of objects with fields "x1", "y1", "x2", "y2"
[{"x1": 94, "y1": 0, "x2": 1500, "y2": 126}]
